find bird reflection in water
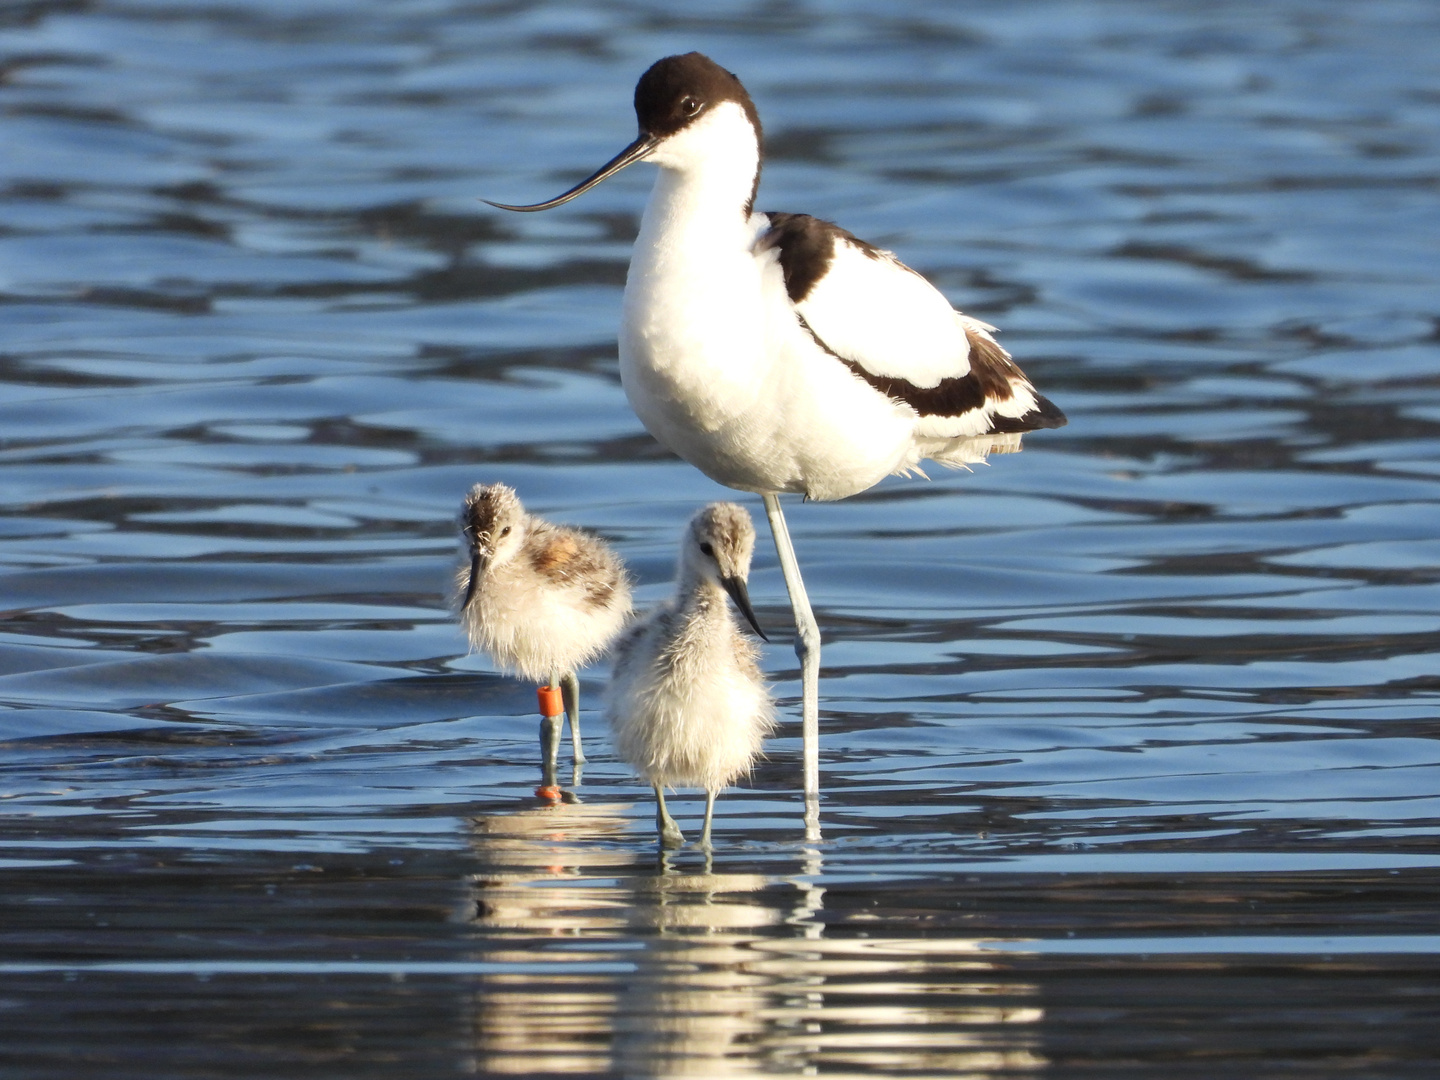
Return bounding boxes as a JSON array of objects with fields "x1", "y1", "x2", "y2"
[{"x1": 463, "y1": 805, "x2": 1045, "y2": 1076}]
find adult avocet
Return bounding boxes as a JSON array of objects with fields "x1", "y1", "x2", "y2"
[{"x1": 487, "y1": 53, "x2": 1066, "y2": 829}]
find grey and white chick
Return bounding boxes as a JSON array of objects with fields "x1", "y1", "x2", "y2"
[
  {"x1": 606, "y1": 502, "x2": 775, "y2": 849},
  {"x1": 458, "y1": 483, "x2": 632, "y2": 794}
]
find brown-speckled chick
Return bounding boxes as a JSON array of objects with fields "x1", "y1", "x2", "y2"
[{"x1": 458, "y1": 483, "x2": 632, "y2": 792}]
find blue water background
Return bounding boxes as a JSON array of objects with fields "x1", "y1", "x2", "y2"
[{"x1": 3, "y1": 1, "x2": 1440, "y2": 1074}]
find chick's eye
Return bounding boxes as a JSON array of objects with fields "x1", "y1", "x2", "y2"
[
  {"x1": 699, "y1": 541, "x2": 715, "y2": 557},
  {"x1": 681, "y1": 96, "x2": 700, "y2": 116},
  {"x1": 500, "y1": 526, "x2": 511, "y2": 537}
]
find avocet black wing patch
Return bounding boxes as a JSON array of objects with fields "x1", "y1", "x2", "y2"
[{"x1": 758, "y1": 212, "x2": 1066, "y2": 438}]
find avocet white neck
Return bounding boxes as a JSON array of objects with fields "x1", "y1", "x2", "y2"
[
  {"x1": 643, "y1": 100, "x2": 760, "y2": 212},
  {"x1": 619, "y1": 102, "x2": 789, "y2": 489}
]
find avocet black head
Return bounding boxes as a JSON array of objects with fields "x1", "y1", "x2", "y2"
[{"x1": 484, "y1": 52, "x2": 762, "y2": 213}]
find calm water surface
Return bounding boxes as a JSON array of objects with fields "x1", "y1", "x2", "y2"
[{"x1": 3, "y1": 1, "x2": 1440, "y2": 1075}]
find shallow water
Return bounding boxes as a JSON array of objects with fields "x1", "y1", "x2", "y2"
[{"x1": 3, "y1": 0, "x2": 1440, "y2": 1075}]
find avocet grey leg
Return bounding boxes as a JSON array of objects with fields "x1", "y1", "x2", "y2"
[{"x1": 762, "y1": 492, "x2": 821, "y2": 840}]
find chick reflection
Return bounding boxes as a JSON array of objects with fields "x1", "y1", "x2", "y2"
[
  {"x1": 465, "y1": 804, "x2": 787, "y2": 1076},
  {"x1": 467, "y1": 798, "x2": 637, "y2": 936},
  {"x1": 612, "y1": 870, "x2": 781, "y2": 1077},
  {"x1": 465, "y1": 800, "x2": 633, "y2": 1075}
]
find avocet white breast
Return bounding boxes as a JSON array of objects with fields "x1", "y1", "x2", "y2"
[
  {"x1": 487, "y1": 53, "x2": 1067, "y2": 824},
  {"x1": 457, "y1": 483, "x2": 632, "y2": 797},
  {"x1": 606, "y1": 502, "x2": 774, "y2": 850}
]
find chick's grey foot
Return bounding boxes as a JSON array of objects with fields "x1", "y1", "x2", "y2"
[{"x1": 654, "y1": 785, "x2": 685, "y2": 849}]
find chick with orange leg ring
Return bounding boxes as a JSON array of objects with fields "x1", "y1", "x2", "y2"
[{"x1": 457, "y1": 483, "x2": 632, "y2": 794}]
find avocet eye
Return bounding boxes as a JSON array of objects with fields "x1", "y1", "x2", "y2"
[
  {"x1": 681, "y1": 96, "x2": 701, "y2": 116},
  {"x1": 500, "y1": 526, "x2": 512, "y2": 537},
  {"x1": 699, "y1": 541, "x2": 715, "y2": 557}
]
